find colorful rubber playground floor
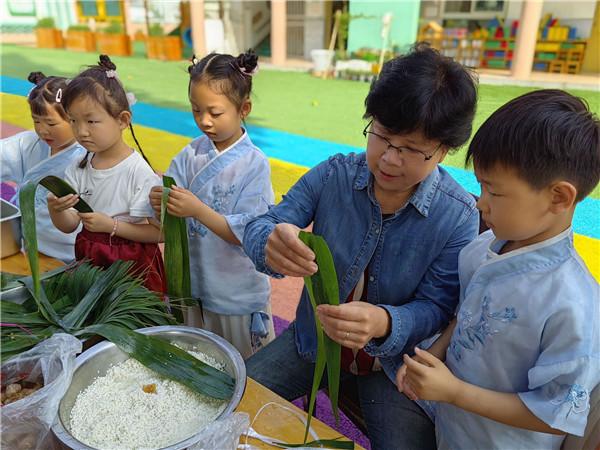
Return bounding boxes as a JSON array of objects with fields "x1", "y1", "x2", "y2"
[{"x1": 2, "y1": 73, "x2": 598, "y2": 283}]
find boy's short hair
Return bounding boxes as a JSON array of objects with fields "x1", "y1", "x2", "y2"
[
  {"x1": 467, "y1": 89, "x2": 600, "y2": 203},
  {"x1": 364, "y1": 42, "x2": 478, "y2": 151}
]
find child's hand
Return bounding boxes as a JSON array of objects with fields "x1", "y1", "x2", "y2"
[
  {"x1": 163, "y1": 186, "x2": 202, "y2": 218},
  {"x1": 265, "y1": 223, "x2": 318, "y2": 277},
  {"x1": 403, "y1": 347, "x2": 461, "y2": 404},
  {"x1": 78, "y1": 212, "x2": 113, "y2": 233},
  {"x1": 149, "y1": 186, "x2": 164, "y2": 217},
  {"x1": 47, "y1": 193, "x2": 79, "y2": 212},
  {"x1": 396, "y1": 361, "x2": 419, "y2": 402}
]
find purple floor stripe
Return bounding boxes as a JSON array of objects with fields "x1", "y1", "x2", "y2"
[{"x1": 273, "y1": 315, "x2": 371, "y2": 449}]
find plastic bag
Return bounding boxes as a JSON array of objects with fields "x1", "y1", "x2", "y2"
[
  {"x1": 188, "y1": 412, "x2": 251, "y2": 450},
  {"x1": 1, "y1": 333, "x2": 82, "y2": 449}
]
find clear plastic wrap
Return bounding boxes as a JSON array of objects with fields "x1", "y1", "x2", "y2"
[
  {"x1": 1, "y1": 333, "x2": 82, "y2": 449},
  {"x1": 188, "y1": 412, "x2": 251, "y2": 450}
]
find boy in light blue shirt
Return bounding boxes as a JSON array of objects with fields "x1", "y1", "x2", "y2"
[{"x1": 398, "y1": 89, "x2": 600, "y2": 449}]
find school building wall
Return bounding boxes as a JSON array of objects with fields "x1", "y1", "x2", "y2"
[{"x1": 346, "y1": 1, "x2": 420, "y2": 54}]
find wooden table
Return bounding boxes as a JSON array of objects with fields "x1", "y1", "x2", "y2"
[
  {"x1": 1, "y1": 253, "x2": 365, "y2": 449},
  {"x1": 237, "y1": 378, "x2": 365, "y2": 449},
  {"x1": 1, "y1": 250, "x2": 65, "y2": 275}
]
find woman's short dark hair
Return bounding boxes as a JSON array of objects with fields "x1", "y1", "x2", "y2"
[
  {"x1": 364, "y1": 42, "x2": 478, "y2": 152},
  {"x1": 466, "y1": 89, "x2": 600, "y2": 203}
]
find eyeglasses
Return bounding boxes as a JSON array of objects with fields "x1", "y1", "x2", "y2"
[{"x1": 363, "y1": 120, "x2": 443, "y2": 162}]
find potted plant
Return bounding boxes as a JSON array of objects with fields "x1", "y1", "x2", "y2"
[
  {"x1": 146, "y1": 24, "x2": 182, "y2": 61},
  {"x1": 65, "y1": 24, "x2": 96, "y2": 52},
  {"x1": 96, "y1": 21, "x2": 133, "y2": 56},
  {"x1": 34, "y1": 17, "x2": 64, "y2": 49}
]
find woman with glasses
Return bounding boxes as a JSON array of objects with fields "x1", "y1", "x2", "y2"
[{"x1": 243, "y1": 42, "x2": 479, "y2": 449}]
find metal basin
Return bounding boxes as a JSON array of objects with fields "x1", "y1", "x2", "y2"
[
  {"x1": 0, "y1": 198, "x2": 21, "y2": 258},
  {"x1": 51, "y1": 325, "x2": 246, "y2": 449}
]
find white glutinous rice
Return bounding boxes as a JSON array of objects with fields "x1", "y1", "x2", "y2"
[{"x1": 69, "y1": 349, "x2": 228, "y2": 449}]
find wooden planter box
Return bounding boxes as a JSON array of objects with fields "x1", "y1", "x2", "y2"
[
  {"x1": 96, "y1": 33, "x2": 133, "y2": 57},
  {"x1": 35, "y1": 28, "x2": 64, "y2": 49},
  {"x1": 146, "y1": 36, "x2": 182, "y2": 61},
  {"x1": 65, "y1": 30, "x2": 96, "y2": 52}
]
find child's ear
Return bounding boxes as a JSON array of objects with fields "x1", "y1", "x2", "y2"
[
  {"x1": 548, "y1": 181, "x2": 577, "y2": 215},
  {"x1": 118, "y1": 111, "x2": 132, "y2": 131},
  {"x1": 240, "y1": 99, "x2": 252, "y2": 120}
]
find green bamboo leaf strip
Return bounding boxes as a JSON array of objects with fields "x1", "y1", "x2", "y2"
[
  {"x1": 19, "y1": 178, "x2": 43, "y2": 302},
  {"x1": 39, "y1": 175, "x2": 93, "y2": 212},
  {"x1": 298, "y1": 231, "x2": 342, "y2": 438},
  {"x1": 161, "y1": 176, "x2": 195, "y2": 323},
  {"x1": 274, "y1": 438, "x2": 354, "y2": 449},
  {"x1": 91, "y1": 324, "x2": 235, "y2": 399}
]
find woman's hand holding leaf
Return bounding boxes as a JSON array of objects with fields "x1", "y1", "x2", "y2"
[
  {"x1": 316, "y1": 302, "x2": 391, "y2": 348},
  {"x1": 78, "y1": 211, "x2": 113, "y2": 233},
  {"x1": 266, "y1": 223, "x2": 318, "y2": 277}
]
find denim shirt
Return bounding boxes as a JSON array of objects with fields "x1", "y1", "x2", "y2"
[{"x1": 243, "y1": 152, "x2": 479, "y2": 383}]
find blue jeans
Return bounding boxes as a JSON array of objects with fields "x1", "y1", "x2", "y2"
[{"x1": 246, "y1": 322, "x2": 436, "y2": 450}]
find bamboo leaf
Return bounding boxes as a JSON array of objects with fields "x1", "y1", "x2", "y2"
[
  {"x1": 274, "y1": 438, "x2": 354, "y2": 449},
  {"x1": 161, "y1": 176, "x2": 195, "y2": 323},
  {"x1": 19, "y1": 178, "x2": 43, "y2": 303},
  {"x1": 90, "y1": 324, "x2": 235, "y2": 399},
  {"x1": 39, "y1": 175, "x2": 93, "y2": 212},
  {"x1": 298, "y1": 231, "x2": 342, "y2": 439}
]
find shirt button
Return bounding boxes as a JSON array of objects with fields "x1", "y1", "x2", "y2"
[
  {"x1": 369, "y1": 276, "x2": 375, "y2": 282},
  {"x1": 375, "y1": 228, "x2": 380, "y2": 234}
]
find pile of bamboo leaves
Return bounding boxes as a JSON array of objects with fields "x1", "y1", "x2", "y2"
[
  {"x1": 1, "y1": 260, "x2": 178, "y2": 362},
  {"x1": 0, "y1": 176, "x2": 235, "y2": 400}
]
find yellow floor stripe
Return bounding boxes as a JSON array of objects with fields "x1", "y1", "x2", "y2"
[{"x1": 3, "y1": 93, "x2": 598, "y2": 282}]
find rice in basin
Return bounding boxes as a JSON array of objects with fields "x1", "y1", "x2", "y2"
[{"x1": 69, "y1": 350, "x2": 228, "y2": 449}]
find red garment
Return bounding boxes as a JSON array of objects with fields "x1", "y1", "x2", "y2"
[
  {"x1": 75, "y1": 227, "x2": 167, "y2": 294},
  {"x1": 340, "y1": 268, "x2": 376, "y2": 376}
]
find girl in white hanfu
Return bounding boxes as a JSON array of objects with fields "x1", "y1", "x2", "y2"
[
  {"x1": 149, "y1": 50, "x2": 275, "y2": 359},
  {"x1": 1, "y1": 72, "x2": 86, "y2": 262}
]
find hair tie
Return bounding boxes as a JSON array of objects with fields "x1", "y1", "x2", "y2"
[
  {"x1": 240, "y1": 65, "x2": 259, "y2": 76},
  {"x1": 106, "y1": 69, "x2": 118, "y2": 79},
  {"x1": 126, "y1": 92, "x2": 137, "y2": 107},
  {"x1": 189, "y1": 56, "x2": 200, "y2": 66},
  {"x1": 27, "y1": 87, "x2": 35, "y2": 98},
  {"x1": 55, "y1": 88, "x2": 62, "y2": 103},
  {"x1": 229, "y1": 62, "x2": 246, "y2": 81}
]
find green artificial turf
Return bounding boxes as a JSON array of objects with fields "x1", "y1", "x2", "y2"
[{"x1": 2, "y1": 43, "x2": 599, "y2": 199}]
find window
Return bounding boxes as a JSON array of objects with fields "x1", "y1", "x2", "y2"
[{"x1": 443, "y1": 0, "x2": 506, "y2": 19}]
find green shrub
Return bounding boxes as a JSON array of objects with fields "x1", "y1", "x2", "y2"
[
  {"x1": 148, "y1": 24, "x2": 165, "y2": 37},
  {"x1": 68, "y1": 24, "x2": 91, "y2": 32},
  {"x1": 102, "y1": 21, "x2": 124, "y2": 34},
  {"x1": 36, "y1": 17, "x2": 56, "y2": 29}
]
